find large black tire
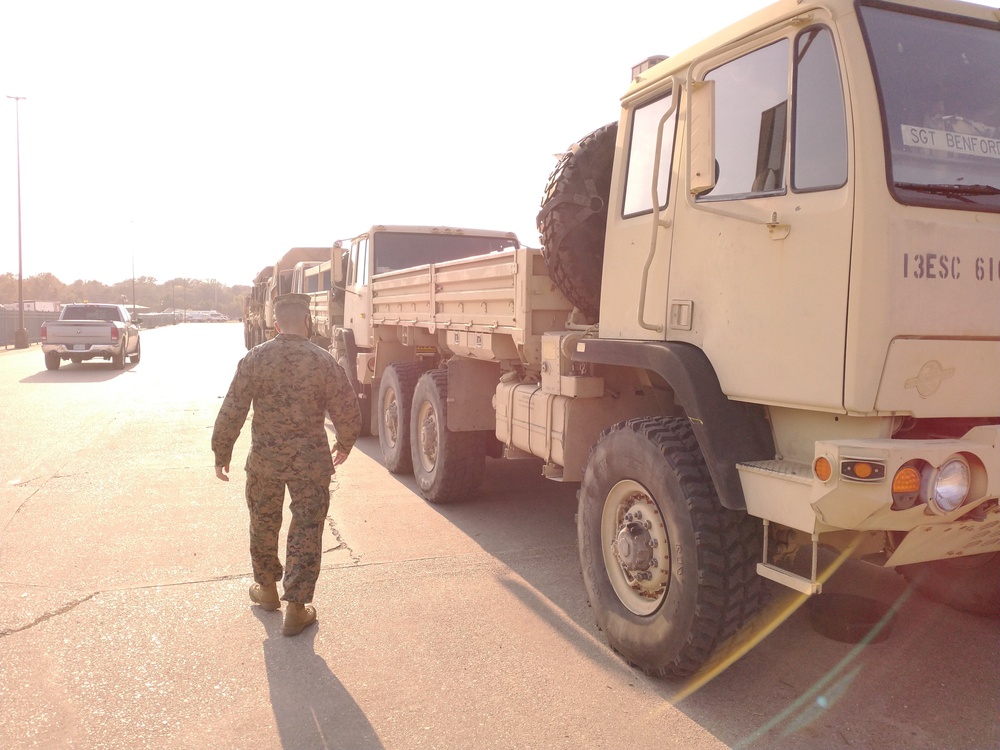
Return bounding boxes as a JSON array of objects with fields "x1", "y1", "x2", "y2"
[
  {"x1": 128, "y1": 339, "x2": 141, "y2": 364},
  {"x1": 899, "y1": 553, "x2": 1000, "y2": 617},
  {"x1": 378, "y1": 362, "x2": 428, "y2": 474},
  {"x1": 536, "y1": 122, "x2": 618, "y2": 321},
  {"x1": 112, "y1": 345, "x2": 126, "y2": 370},
  {"x1": 45, "y1": 351, "x2": 61, "y2": 371},
  {"x1": 410, "y1": 369, "x2": 486, "y2": 503},
  {"x1": 578, "y1": 417, "x2": 763, "y2": 677}
]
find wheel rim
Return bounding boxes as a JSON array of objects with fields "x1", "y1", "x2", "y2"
[
  {"x1": 383, "y1": 388, "x2": 399, "y2": 448},
  {"x1": 601, "y1": 479, "x2": 671, "y2": 616},
  {"x1": 415, "y1": 399, "x2": 439, "y2": 473}
]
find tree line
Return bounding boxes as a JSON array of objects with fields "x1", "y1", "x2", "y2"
[{"x1": 0, "y1": 272, "x2": 250, "y2": 319}]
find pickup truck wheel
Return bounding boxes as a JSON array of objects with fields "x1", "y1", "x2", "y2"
[
  {"x1": 129, "y1": 340, "x2": 141, "y2": 364},
  {"x1": 378, "y1": 362, "x2": 427, "y2": 474},
  {"x1": 45, "y1": 352, "x2": 61, "y2": 371},
  {"x1": 578, "y1": 417, "x2": 763, "y2": 677},
  {"x1": 537, "y1": 121, "x2": 617, "y2": 321},
  {"x1": 899, "y1": 552, "x2": 1000, "y2": 617},
  {"x1": 410, "y1": 369, "x2": 486, "y2": 503},
  {"x1": 113, "y1": 346, "x2": 126, "y2": 370}
]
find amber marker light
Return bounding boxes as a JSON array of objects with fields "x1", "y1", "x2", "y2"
[
  {"x1": 814, "y1": 456, "x2": 833, "y2": 482},
  {"x1": 892, "y1": 466, "x2": 921, "y2": 494},
  {"x1": 841, "y1": 459, "x2": 886, "y2": 481},
  {"x1": 891, "y1": 463, "x2": 922, "y2": 510}
]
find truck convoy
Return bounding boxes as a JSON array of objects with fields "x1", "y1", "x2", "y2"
[
  {"x1": 41, "y1": 303, "x2": 141, "y2": 370},
  {"x1": 243, "y1": 247, "x2": 330, "y2": 348},
  {"x1": 251, "y1": 0, "x2": 1000, "y2": 677}
]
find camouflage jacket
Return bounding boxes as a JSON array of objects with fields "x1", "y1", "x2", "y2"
[{"x1": 211, "y1": 333, "x2": 362, "y2": 478}]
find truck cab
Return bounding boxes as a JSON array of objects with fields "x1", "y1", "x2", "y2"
[{"x1": 535, "y1": 0, "x2": 1000, "y2": 674}]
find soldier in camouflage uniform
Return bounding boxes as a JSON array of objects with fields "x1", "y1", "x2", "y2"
[{"x1": 212, "y1": 293, "x2": 362, "y2": 636}]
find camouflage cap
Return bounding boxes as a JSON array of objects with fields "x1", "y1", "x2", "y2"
[{"x1": 274, "y1": 293, "x2": 310, "y2": 313}]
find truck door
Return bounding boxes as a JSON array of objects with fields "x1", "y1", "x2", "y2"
[
  {"x1": 671, "y1": 23, "x2": 854, "y2": 411},
  {"x1": 601, "y1": 86, "x2": 680, "y2": 338},
  {"x1": 344, "y1": 234, "x2": 373, "y2": 348}
]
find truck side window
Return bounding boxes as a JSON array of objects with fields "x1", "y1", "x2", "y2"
[
  {"x1": 793, "y1": 27, "x2": 848, "y2": 191},
  {"x1": 357, "y1": 237, "x2": 370, "y2": 286},
  {"x1": 704, "y1": 40, "x2": 790, "y2": 199},
  {"x1": 623, "y1": 91, "x2": 676, "y2": 217}
]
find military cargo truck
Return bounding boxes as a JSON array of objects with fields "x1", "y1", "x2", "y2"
[
  {"x1": 330, "y1": 225, "x2": 521, "y2": 437},
  {"x1": 294, "y1": 242, "x2": 349, "y2": 350},
  {"x1": 335, "y1": 0, "x2": 1000, "y2": 676},
  {"x1": 243, "y1": 265, "x2": 272, "y2": 349},
  {"x1": 243, "y1": 247, "x2": 331, "y2": 349}
]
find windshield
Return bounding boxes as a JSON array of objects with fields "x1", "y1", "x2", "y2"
[
  {"x1": 62, "y1": 306, "x2": 122, "y2": 322},
  {"x1": 371, "y1": 232, "x2": 519, "y2": 274},
  {"x1": 859, "y1": 1, "x2": 1000, "y2": 210}
]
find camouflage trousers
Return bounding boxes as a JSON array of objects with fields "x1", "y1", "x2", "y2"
[{"x1": 245, "y1": 469, "x2": 331, "y2": 604}]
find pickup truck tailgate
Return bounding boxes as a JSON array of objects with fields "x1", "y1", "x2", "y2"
[{"x1": 47, "y1": 321, "x2": 119, "y2": 347}]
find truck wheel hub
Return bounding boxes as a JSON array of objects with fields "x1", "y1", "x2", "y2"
[
  {"x1": 615, "y1": 524, "x2": 653, "y2": 570},
  {"x1": 383, "y1": 392, "x2": 399, "y2": 445},
  {"x1": 601, "y1": 481, "x2": 672, "y2": 616},
  {"x1": 416, "y1": 401, "x2": 439, "y2": 472}
]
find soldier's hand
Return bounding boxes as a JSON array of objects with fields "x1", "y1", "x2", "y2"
[
  {"x1": 332, "y1": 449, "x2": 349, "y2": 467},
  {"x1": 215, "y1": 463, "x2": 230, "y2": 482}
]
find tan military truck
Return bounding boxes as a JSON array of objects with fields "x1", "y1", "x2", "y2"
[
  {"x1": 243, "y1": 247, "x2": 330, "y2": 349},
  {"x1": 334, "y1": 0, "x2": 1000, "y2": 676},
  {"x1": 292, "y1": 242, "x2": 349, "y2": 350},
  {"x1": 330, "y1": 225, "x2": 521, "y2": 436},
  {"x1": 243, "y1": 265, "x2": 272, "y2": 349}
]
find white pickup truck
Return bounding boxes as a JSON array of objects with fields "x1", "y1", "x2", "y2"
[{"x1": 41, "y1": 303, "x2": 141, "y2": 370}]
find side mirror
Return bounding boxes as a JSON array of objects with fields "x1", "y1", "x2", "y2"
[
  {"x1": 332, "y1": 248, "x2": 346, "y2": 285},
  {"x1": 689, "y1": 79, "x2": 716, "y2": 196}
]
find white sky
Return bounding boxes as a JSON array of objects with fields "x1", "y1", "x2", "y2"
[{"x1": 2, "y1": 0, "x2": 993, "y2": 288}]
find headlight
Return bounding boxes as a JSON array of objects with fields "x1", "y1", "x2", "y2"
[{"x1": 928, "y1": 456, "x2": 971, "y2": 514}]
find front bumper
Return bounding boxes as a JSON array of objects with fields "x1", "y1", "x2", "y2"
[{"x1": 740, "y1": 425, "x2": 1000, "y2": 566}]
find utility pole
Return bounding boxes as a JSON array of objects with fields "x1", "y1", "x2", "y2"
[{"x1": 6, "y1": 95, "x2": 27, "y2": 349}]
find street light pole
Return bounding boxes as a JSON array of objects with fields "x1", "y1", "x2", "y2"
[{"x1": 6, "y1": 95, "x2": 27, "y2": 349}]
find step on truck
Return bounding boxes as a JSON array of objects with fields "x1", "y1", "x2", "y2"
[{"x1": 332, "y1": 0, "x2": 1000, "y2": 676}]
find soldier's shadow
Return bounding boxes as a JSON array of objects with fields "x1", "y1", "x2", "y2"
[{"x1": 256, "y1": 611, "x2": 384, "y2": 749}]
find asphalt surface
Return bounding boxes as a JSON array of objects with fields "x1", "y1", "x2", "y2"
[{"x1": 0, "y1": 323, "x2": 997, "y2": 749}]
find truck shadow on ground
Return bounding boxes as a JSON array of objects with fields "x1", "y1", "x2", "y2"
[
  {"x1": 20, "y1": 361, "x2": 137, "y2": 383},
  {"x1": 350, "y1": 439, "x2": 1000, "y2": 749},
  {"x1": 255, "y1": 610, "x2": 384, "y2": 750}
]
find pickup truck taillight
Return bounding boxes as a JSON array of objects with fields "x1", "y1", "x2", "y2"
[
  {"x1": 110, "y1": 325, "x2": 119, "y2": 341},
  {"x1": 40, "y1": 322, "x2": 47, "y2": 341}
]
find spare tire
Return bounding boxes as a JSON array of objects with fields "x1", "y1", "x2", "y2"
[{"x1": 537, "y1": 122, "x2": 618, "y2": 320}]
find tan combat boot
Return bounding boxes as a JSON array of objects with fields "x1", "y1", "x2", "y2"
[
  {"x1": 282, "y1": 603, "x2": 317, "y2": 636},
  {"x1": 249, "y1": 582, "x2": 280, "y2": 611}
]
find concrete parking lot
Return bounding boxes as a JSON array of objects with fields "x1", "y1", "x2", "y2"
[{"x1": 0, "y1": 323, "x2": 996, "y2": 749}]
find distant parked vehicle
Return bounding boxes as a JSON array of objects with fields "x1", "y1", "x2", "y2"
[{"x1": 40, "y1": 303, "x2": 140, "y2": 370}]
